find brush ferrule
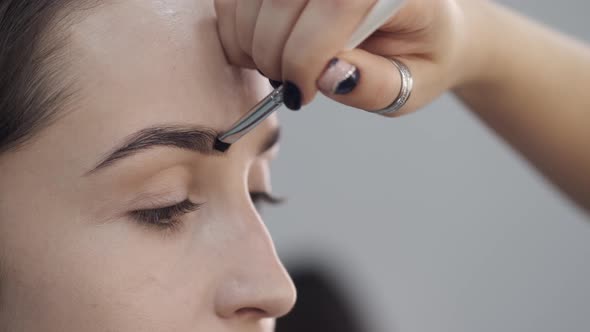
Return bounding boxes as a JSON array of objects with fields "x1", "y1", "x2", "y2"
[{"x1": 218, "y1": 85, "x2": 284, "y2": 145}]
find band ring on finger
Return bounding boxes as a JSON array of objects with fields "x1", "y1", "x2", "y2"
[{"x1": 373, "y1": 58, "x2": 414, "y2": 116}]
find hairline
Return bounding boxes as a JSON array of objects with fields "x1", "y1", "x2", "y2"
[{"x1": 0, "y1": 0, "x2": 104, "y2": 155}]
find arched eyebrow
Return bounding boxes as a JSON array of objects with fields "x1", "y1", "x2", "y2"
[
  {"x1": 86, "y1": 125, "x2": 280, "y2": 175},
  {"x1": 86, "y1": 125, "x2": 220, "y2": 174}
]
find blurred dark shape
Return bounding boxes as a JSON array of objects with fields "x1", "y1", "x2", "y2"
[{"x1": 276, "y1": 265, "x2": 367, "y2": 332}]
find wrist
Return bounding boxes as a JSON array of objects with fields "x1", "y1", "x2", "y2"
[{"x1": 453, "y1": 0, "x2": 505, "y2": 89}]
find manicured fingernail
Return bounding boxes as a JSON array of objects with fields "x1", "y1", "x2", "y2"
[
  {"x1": 318, "y1": 58, "x2": 360, "y2": 95},
  {"x1": 283, "y1": 81, "x2": 302, "y2": 111},
  {"x1": 256, "y1": 69, "x2": 282, "y2": 89},
  {"x1": 269, "y1": 79, "x2": 283, "y2": 89}
]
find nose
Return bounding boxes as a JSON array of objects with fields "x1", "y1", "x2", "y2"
[{"x1": 214, "y1": 205, "x2": 297, "y2": 320}]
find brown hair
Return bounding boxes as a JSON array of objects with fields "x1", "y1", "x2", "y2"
[
  {"x1": 0, "y1": 0, "x2": 98, "y2": 309},
  {"x1": 0, "y1": 1, "x2": 95, "y2": 153}
]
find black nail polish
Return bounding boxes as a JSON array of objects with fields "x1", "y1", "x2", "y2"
[
  {"x1": 269, "y1": 79, "x2": 283, "y2": 89},
  {"x1": 334, "y1": 67, "x2": 361, "y2": 95},
  {"x1": 283, "y1": 81, "x2": 302, "y2": 111}
]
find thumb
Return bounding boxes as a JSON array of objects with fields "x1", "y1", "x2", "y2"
[{"x1": 316, "y1": 48, "x2": 429, "y2": 117}]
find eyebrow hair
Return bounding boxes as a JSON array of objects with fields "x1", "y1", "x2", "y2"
[
  {"x1": 88, "y1": 126, "x2": 219, "y2": 173},
  {"x1": 87, "y1": 125, "x2": 280, "y2": 174}
]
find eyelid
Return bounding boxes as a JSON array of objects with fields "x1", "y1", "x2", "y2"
[
  {"x1": 129, "y1": 199, "x2": 204, "y2": 229},
  {"x1": 129, "y1": 190, "x2": 189, "y2": 210}
]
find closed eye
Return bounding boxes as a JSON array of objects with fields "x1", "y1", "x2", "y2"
[
  {"x1": 129, "y1": 199, "x2": 203, "y2": 230},
  {"x1": 128, "y1": 192, "x2": 282, "y2": 232}
]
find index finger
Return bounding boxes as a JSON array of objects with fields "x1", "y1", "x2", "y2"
[{"x1": 281, "y1": 0, "x2": 378, "y2": 110}]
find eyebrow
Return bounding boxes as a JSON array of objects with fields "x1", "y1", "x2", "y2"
[{"x1": 87, "y1": 125, "x2": 281, "y2": 174}]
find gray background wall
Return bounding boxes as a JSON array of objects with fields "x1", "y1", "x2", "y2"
[{"x1": 265, "y1": 1, "x2": 590, "y2": 331}]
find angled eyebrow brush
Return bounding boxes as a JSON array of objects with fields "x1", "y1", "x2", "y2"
[
  {"x1": 214, "y1": 85, "x2": 285, "y2": 152},
  {"x1": 214, "y1": 0, "x2": 403, "y2": 152}
]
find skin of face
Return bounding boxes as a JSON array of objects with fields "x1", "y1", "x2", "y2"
[{"x1": 0, "y1": 1, "x2": 296, "y2": 331}]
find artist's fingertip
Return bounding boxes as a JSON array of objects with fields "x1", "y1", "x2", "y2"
[
  {"x1": 283, "y1": 81, "x2": 302, "y2": 111},
  {"x1": 318, "y1": 58, "x2": 361, "y2": 95}
]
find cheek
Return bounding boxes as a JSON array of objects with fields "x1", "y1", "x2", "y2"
[
  {"x1": 0, "y1": 193, "x2": 225, "y2": 330},
  {"x1": 0, "y1": 154, "x2": 257, "y2": 330}
]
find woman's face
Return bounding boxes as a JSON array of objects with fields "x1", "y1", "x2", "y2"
[{"x1": 0, "y1": 1, "x2": 295, "y2": 331}]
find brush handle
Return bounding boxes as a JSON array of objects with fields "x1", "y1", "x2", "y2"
[
  {"x1": 346, "y1": 0, "x2": 404, "y2": 50},
  {"x1": 218, "y1": 85, "x2": 284, "y2": 144},
  {"x1": 217, "y1": 0, "x2": 405, "y2": 147}
]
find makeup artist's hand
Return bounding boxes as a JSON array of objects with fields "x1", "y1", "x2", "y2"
[
  {"x1": 217, "y1": 0, "x2": 590, "y2": 212},
  {"x1": 214, "y1": 0, "x2": 485, "y2": 114}
]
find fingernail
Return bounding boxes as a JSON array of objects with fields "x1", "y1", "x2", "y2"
[
  {"x1": 256, "y1": 69, "x2": 282, "y2": 89},
  {"x1": 318, "y1": 58, "x2": 360, "y2": 95},
  {"x1": 283, "y1": 81, "x2": 302, "y2": 111},
  {"x1": 269, "y1": 79, "x2": 283, "y2": 89}
]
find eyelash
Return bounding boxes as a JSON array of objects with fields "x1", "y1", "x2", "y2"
[
  {"x1": 129, "y1": 200, "x2": 203, "y2": 231},
  {"x1": 250, "y1": 192, "x2": 284, "y2": 210},
  {"x1": 130, "y1": 192, "x2": 283, "y2": 231}
]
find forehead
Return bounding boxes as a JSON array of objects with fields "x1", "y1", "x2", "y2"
[{"x1": 65, "y1": 0, "x2": 270, "y2": 134}]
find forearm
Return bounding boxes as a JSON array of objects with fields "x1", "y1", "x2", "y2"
[{"x1": 454, "y1": 1, "x2": 590, "y2": 211}]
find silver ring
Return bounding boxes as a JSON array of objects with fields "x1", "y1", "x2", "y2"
[{"x1": 374, "y1": 58, "x2": 414, "y2": 116}]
